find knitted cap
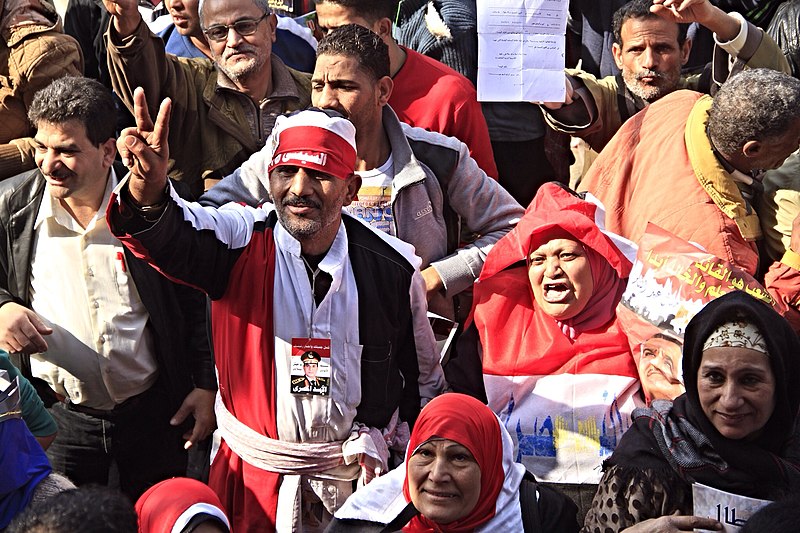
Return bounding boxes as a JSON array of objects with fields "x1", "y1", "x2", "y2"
[{"x1": 267, "y1": 109, "x2": 357, "y2": 181}]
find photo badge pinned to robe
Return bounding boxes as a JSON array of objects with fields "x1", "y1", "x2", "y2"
[{"x1": 290, "y1": 337, "x2": 331, "y2": 396}]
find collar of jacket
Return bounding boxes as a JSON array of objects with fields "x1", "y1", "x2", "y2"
[
  {"x1": 5, "y1": 17, "x2": 58, "y2": 47},
  {"x1": 685, "y1": 94, "x2": 762, "y2": 241},
  {"x1": 212, "y1": 54, "x2": 304, "y2": 104},
  {"x1": 381, "y1": 105, "x2": 427, "y2": 193}
]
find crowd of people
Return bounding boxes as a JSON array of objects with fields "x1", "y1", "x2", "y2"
[{"x1": 2, "y1": 0, "x2": 800, "y2": 531}]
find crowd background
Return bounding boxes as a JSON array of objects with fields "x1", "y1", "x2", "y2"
[{"x1": 2, "y1": 0, "x2": 800, "y2": 532}]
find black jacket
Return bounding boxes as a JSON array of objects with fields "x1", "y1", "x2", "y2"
[{"x1": 0, "y1": 163, "x2": 216, "y2": 410}]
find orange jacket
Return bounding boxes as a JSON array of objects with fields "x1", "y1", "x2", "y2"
[{"x1": 579, "y1": 90, "x2": 800, "y2": 329}]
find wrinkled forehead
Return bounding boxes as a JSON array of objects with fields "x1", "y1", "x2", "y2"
[
  {"x1": 199, "y1": 0, "x2": 264, "y2": 24},
  {"x1": 413, "y1": 436, "x2": 474, "y2": 457},
  {"x1": 620, "y1": 15, "x2": 681, "y2": 46},
  {"x1": 528, "y1": 226, "x2": 580, "y2": 253}
]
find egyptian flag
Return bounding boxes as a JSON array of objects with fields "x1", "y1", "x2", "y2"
[{"x1": 472, "y1": 183, "x2": 642, "y2": 484}]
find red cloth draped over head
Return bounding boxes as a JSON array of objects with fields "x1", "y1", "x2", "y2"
[
  {"x1": 474, "y1": 182, "x2": 636, "y2": 377},
  {"x1": 401, "y1": 394, "x2": 504, "y2": 532},
  {"x1": 136, "y1": 477, "x2": 230, "y2": 533}
]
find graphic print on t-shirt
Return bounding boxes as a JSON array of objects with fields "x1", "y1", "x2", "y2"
[{"x1": 345, "y1": 154, "x2": 395, "y2": 235}]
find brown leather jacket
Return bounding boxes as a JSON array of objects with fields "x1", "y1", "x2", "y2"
[{"x1": 106, "y1": 20, "x2": 311, "y2": 197}]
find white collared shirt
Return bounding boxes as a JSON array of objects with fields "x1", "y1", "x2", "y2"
[
  {"x1": 29, "y1": 169, "x2": 158, "y2": 409},
  {"x1": 272, "y1": 220, "x2": 361, "y2": 443}
]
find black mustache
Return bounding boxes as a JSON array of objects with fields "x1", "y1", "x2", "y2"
[
  {"x1": 283, "y1": 197, "x2": 321, "y2": 209},
  {"x1": 46, "y1": 171, "x2": 75, "y2": 181}
]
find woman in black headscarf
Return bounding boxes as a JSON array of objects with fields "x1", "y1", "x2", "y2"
[{"x1": 583, "y1": 290, "x2": 800, "y2": 533}]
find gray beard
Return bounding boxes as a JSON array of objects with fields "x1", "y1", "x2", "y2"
[
  {"x1": 214, "y1": 52, "x2": 266, "y2": 83},
  {"x1": 622, "y1": 69, "x2": 678, "y2": 103}
]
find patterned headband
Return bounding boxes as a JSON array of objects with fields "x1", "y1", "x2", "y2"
[{"x1": 702, "y1": 320, "x2": 769, "y2": 355}]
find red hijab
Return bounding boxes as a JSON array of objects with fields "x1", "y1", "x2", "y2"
[
  {"x1": 401, "y1": 394, "x2": 505, "y2": 532},
  {"x1": 478, "y1": 182, "x2": 632, "y2": 337},
  {"x1": 135, "y1": 477, "x2": 230, "y2": 533},
  {"x1": 473, "y1": 183, "x2": 637, "y2": 378}
]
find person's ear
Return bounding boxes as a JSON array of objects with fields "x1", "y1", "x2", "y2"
[
  {"x1": 342, "y1": 172, "x2": 361, "y2": 206},
  {"x1": 680, "y1": 37, "x2": 692, "y2": 66},
  {"x1": 612, "y1": 42, "x2": 624, "y2": 70},
  {"x1": 267, "y1": 13, "x2": 278, "y2": 43},
  {"x1": 742, "y1": 140, "x2": 762, "y2": 159},
  {"x1": 102, "y1": 138, "x2": 117, "y2": 167},
  {"x1": 377, "y1": 75, "x2": 393, "y2": 105},
  {"x1": 373, "y1": 17, "x2": 393, "y2": 41}
]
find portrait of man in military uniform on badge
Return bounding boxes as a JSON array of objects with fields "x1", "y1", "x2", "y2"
[{"x1": 291, "y1": 350, "x2": 330, "y2": 395}]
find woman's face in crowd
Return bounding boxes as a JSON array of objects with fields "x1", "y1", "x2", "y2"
[
  {"x1": 528, "y1": 236, "x2": 594, "y2": 321},
  {"x1": 698, "y1": 346, "x2": 776, "y2": 440},
  {"x1": 407, "y1": 438, "x2": 481, "y2": 525}
]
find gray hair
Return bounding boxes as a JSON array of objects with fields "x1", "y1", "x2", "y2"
[
  {"x1": 708, "y1": 68, "x2": 800, "y2": 156},
  {"x1": 28, "y1": 77, "x2": 116, "y2": 146},
  {"x1": 198, "y1": 0, "x2": 271, "y2": 27}
]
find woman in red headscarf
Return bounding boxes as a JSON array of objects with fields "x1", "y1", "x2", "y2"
[
  {"x1": 136, "y1": 477, "x2": 231, "y2": 533},
  {"x1": 325, "y1": 393, "x2": 578, "y2": 532},
  {"x1": 446, "y1": 182, "x2": 642, "y2": 510}
]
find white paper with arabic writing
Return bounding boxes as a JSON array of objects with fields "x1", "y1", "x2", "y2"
[
  {"x1": 476, "y1": 0, "x2": 568, "y2": 102},
  {"x1": 692, "y1": 483, "x2": 771, "y2": 532}
]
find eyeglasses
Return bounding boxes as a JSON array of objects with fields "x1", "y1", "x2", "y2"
[{"x1": 203, "y1": 13, "x2": 267, "y2": 42}]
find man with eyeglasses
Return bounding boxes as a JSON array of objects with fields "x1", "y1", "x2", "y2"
[{"x1": 103, "y1": 0, "x2": 311, "y2": 197}]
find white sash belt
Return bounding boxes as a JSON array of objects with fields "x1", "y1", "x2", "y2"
[
  {"x1": 215, "y1": 393, "x2": 344, "y2": 473},
  {"x1": 215, "y1": 394, "x2": 358, "y2": 532}
]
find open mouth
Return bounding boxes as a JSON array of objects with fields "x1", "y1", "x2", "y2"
[{"x1": 543, "y1": 281, "x2": 571, "y2": 303}]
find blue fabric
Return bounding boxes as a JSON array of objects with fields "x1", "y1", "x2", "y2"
[
  {"x1": 272, "y1": 28, "x2": 316, "y2": 73},
  {"x1": 160, "y1": 24, "x2": 207, "y2": 59},
  {"x1": 0, "y1": 418, "x2": 51, "y2": 528}
]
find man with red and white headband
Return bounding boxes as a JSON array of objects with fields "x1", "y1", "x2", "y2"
[{"x1": 107, "y1": 97, "x2": 444, "y2": 532}]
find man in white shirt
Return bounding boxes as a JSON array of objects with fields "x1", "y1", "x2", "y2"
[
  {"x1": 0, "y1": 77, "x2": 216, "y2": 499},
  {"x1": 110, "y1": 100, "x2": 444, "y2": 532},
  {"x1": 202, "y1": 24, "x2": 524, "y2": 322}
]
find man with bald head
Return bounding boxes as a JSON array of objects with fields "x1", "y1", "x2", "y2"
[{"x1": 104, "y1": 0, "x2": 310, "y2": 196}]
